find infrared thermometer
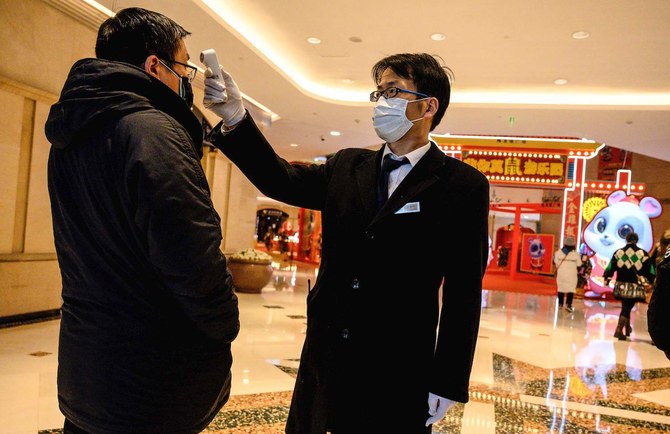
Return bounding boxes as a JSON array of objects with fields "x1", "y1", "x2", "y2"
[{"x1": 200, "y1": 48, "x2": 222, "y2": 81}]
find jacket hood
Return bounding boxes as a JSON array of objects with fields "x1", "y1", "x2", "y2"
[{"x1": 45, "y1": 58, "x2": 202, "y2": 152}]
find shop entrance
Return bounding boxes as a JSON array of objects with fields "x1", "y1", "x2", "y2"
[{"x1": 256, "y1": 208, "x2": 288, "y2": 252}]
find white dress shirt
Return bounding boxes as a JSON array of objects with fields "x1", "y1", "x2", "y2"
[{"x1": 381, "y1": 142, "x2": 431, "y2": 197}]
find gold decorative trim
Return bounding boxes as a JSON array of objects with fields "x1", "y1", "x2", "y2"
[{"x1": 0, "y1": 253, "x2": 58, "y2": 262}]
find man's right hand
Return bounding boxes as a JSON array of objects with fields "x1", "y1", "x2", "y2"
[{"x1": 204, "y1": 66, "x2": 245, "y2": 128}]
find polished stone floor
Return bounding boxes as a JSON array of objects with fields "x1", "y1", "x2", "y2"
[{"x1": 2, "y1": 259, "x2": 670, "y2": 433}]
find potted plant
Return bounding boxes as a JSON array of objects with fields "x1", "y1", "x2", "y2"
[{"x1": 226, "y1": 248, "x2": 274, "y2": 293}]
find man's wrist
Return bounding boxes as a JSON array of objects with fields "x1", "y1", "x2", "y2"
[
  {"x1": 221, "y1": 111, "x2": 247, "y2": 134},
  {"x1": 221, "y1": 110, "x2": 248, "y2": 133}
]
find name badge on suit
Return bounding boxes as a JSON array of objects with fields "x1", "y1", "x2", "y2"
[{"x1": 395, "y1": 201, "x2": 421, "y2": 214}]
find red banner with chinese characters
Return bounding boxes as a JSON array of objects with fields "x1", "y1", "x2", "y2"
[
  {"x1": 519, "y1": 233, "x2": 555, "y2": 275},
  {"x1": 597, "y1": 146, "x2": 632, "y2": 180},
  {"x1": 462, "y1": 151, "x2": 568, "y2": 187},
  {"x1": 563, "y1": 189, "x2": 582, "y2": 242}
]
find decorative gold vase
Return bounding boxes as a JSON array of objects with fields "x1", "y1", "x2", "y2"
[{"x1": 227, "y1": 259, "x2": 273, "y2": 293}]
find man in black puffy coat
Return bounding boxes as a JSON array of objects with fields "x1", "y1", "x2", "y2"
[
  {"x1": 45, "y1": 7, "x2": 239, "y2": 433},
  {"x1": 648, "y1": 244, "x2": 670, "y2": 359}
]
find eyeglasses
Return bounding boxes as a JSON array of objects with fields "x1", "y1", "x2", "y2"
[
  {"x1": 160, "y1": 59, "x2": 197, "y2": 82},
  {"x1": 369, "y1": 87, "x2": 429, "y2": 102}
]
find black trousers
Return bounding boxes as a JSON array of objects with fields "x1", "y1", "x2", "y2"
[
  {"x1": 557, "y1": 292, "x2": 574, "y2": 306},
  {"x1": 619, "y1": 298, "x2": 636, "y2": 318}
]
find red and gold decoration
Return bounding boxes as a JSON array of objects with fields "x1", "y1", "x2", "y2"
[
  {"x1": 462, "y1": 151, "x2": 568, "y2": 187},
  {"x1": 519, "y1": 233, "x2": 555, "y2": 275},
  {"x1": 597, "y1": 145, "x2": 632, "y2": 180}
]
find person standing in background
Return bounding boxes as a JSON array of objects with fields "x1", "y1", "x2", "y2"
[
  {"x1": 603, "y1": 232, "x2": 655, "y2": 341},
  {"x1": 554, "y1": 236, "x2": 582, "y2": 313},
  {"x1": 45, "y1": 8, "x2": 239, "y2": 433},
  {"x1": 203, "y1": 53, "x2": 490, "y2": 433},
  {"x1": 576, "y1": 248, "x2": 593, "y2": 292}
]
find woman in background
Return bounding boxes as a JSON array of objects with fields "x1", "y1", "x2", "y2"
[
  {"x1": 603, "y1": 232, "x2": 655, "y2": 340},
  {"x1": 554, "y1": 236, "x2": 582, "y2": 313}
]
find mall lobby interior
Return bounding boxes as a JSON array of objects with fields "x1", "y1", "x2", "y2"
[{"x1": 3, "y1": 1, "x2": 670, "y2": 433}]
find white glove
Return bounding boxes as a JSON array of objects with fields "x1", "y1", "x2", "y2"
[
  {"x1": 425, "y1": 392, "x2": 455, "y2": 426},
  {"x1": 203, "y1": 66, "x2": 246, "y2": 128}
]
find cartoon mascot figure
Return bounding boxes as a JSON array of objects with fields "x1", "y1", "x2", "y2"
[
  {"x1": 582, "y1": 190, "x2": 662, "y2": 297},
  {"x1": 528, "y1": 237, "x2": 546, "y2": 270}
]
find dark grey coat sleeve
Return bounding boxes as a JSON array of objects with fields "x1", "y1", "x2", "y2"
[{"x1": 648, "y1": 245, "x2": 670, "y2": 359}]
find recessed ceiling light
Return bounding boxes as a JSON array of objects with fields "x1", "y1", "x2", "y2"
[
  {"x1": 329, "y1": 131, "x2": 341, "y2": 136},
  {"x1": 430, "y1": 33, "x2": 446, "y2": 41},
  {"x1": 307, "y1": 37, "x2": 321, "y2": 44},
  {"x1": 340, "y1": 78, "x2": 354, "y2": 84},
  {"x1": 553, "y1": 78, "x2": 568, "y2": 85},
  {"x1": 572, "y1": 31, "x2": 590, "y2": 40},
  {"x1": 289, "y1": 143, "x2": 298, "y2": 147}
]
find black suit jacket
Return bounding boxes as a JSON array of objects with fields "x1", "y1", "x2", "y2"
[{"x1": 213, "y1": 116, "x2": 490, "y2": 433}]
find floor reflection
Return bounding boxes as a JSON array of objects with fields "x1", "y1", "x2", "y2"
[{"x1": 3, "y1": 259, "x2": 669, "y2": 433}]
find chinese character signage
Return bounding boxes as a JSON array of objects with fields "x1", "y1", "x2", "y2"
[
  {"x1": 519, "y1": 233, "x2": 555, "y2": 275},
  {"x1": 597, "y1": 146, "x2": 632, "y2": 180},
  {"x1": 563, "y1": 190, "x2": 582, "y2": 242},
  {"x1": 462, "y1": 151, "x2": 568, "y2": 186}
]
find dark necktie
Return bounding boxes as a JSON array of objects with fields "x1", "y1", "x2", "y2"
[{"x1": 377, "y1": 154, "x2": 409, "y2": 208}]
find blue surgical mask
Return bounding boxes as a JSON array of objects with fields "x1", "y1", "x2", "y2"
[
  {"x1": 372, "y1": 97, "x2": 426, "y2": 143},
  {"x1": 179, "y1": 75, "x2": 194, "y2": 108},
  {"x1": 160, "y1": 60, "x2": 194, "y2": 108}
]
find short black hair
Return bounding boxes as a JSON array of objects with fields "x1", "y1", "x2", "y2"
[
  {"x1": 95, "y1": 7, "x2": 190, "y2": 68},
  {"x1": 371, "y1": 53, "x2": 453, "y2": 131},
  {"x1": 626, "y1": 232, "x2": 639, "y2": 243}
]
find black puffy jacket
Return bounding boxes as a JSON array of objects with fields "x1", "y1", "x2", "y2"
[
  {"x1": 649, "y1": 245, "x2": 670, "y2": 359},
  {"x1": 46, "y1": 58, "x2": 239, "y2": 433}
]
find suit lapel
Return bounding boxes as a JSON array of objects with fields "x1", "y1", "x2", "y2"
[{"x1": 355, "y1": 149, "x2": 383, "y2": 220}]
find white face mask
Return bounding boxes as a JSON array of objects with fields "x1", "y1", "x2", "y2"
[{"x1": 372, "y1": 97, "x2": 427, "y2": 143}]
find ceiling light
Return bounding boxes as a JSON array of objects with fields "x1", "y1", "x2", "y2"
[
  {"x1": 290, "y1": 143, "x2": 298, "y2": 147},
  {"x1": 572, "y1": 31, "x2": 590, "y2": 40},
  {"x1": 329, "y1": 131, "x2": 341, "y2": 136},
  {"x1": 202, "y1": 2, "x2": 670, "y2": 106},
  {"x1": 553, "y1": 79, "x2": 568, "y2": 85},
  {"x1": 307, "y1": 37, "x2": 321, "y2": 44},
  {"x1": 430, "y1": 33, "x2": 446, "y2": 41},
  {"x1": 340, "y1": 78, "x2": 354, "y2": 84}
]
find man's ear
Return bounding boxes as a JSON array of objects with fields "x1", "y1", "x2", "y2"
[
  {"x1": 425, "y1": 97, "x2": 439, "y2": 118},
  {"x1": 144, "y1": 55, "x2": 161, "y2": 79}
]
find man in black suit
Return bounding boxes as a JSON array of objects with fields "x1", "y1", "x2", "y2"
[{"x1": 204, "y1": 53, "x2": 490, "y2": 433}]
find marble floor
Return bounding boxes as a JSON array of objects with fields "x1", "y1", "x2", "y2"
[{"x1": 2, "y1": 259, "x2": 670, "y2": 434}]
